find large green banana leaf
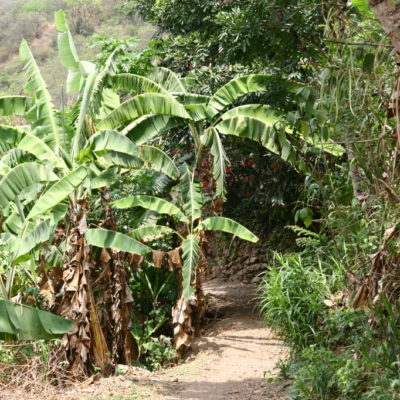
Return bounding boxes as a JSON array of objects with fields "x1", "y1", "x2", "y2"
[
  {"x1": 0, "y1": 162, "x2": 11, "y2": 177},
  {"x1": 55, "y1": 10, "x2": 83, "y2": 93},
  {"x1": 19, "y1": 40, "x2": 64, "y2": 151},
  {"x1": 198, "y1": 217, "x2": 259, "y2": 243},
  {"x1": 55, "y1": 10, "x2": 96, "y2": 94},
  {"x1": 0, "y1": 125, "x2": 23, "y2": 153},
  {"x1": 85, "y1": 228, "x2": 151, "y2": 255},
  {"x1": 113, "y1": 195, "x2": 188, "y2": 223},
  {"x1": 121, "y1": 115, "x2": 182, "y2": 145},
  {"x1": 176, "y1": 93, "x2": 211, "y2": 105},
  {"x1": 217, "y1": 105, "x2": 283, "y2": 150},
  {"x1": 182, "y1": 234, "x2": 200, "y2": 300},
  {"x1": 0, "y1": 162, "x2": 57, "y2": 208},
  {"x1": 0, "y1": 125, "x2": 65, "y2": 169},
  {"x1": 184, "y1": 103, "x2": 210, "y2": 122},
  {"x1": 178, "y1": 93, "x2": 212, "y2": 121},
  {"x1": 78, "y1": 130, "x2": 137, "y2": 161},
  {"x1": 128, "y1": 225, "x2": 178, "y2": 241},
  {"x1": 90, "y1": 49, "x2": 120, "y2": 116},
  {"x1": 207, "y1": 74, "x2": 270, "y2": 111},
  {"x1": 4, "y1": 212, "x2": 23, "y2": 235},
  {"x1": 99, "y1": 151, "x2": 144, "y2": 169},
  {"x1": 14, "y1": 220, "x2": 51, "y2": 261},
  {"x1": 0, "y1": 96, "x2": 28, "y2": 116},
  {"x1": 208, "y1": 128, "x2": 228, "y2": 198},
  {"x1": 109, "y1": 74, "x2": 168, "y2": 95},
  {"x1": 19, "y1": 183, "x2": 44, "y2": 205},
  {"x1": 0, "y1": 299, "x2": 73, "y2": 340},
  {"x1": 18, "y1": 129, "x2": 66, "y2": 169},
  {"x1": 219, "y1": 105, "x2": 343, "y2": 157},
  {"x1": 96, "y1": 88, "x2": 120, "y2": 116},
  {"x1": 97, "y1": 93, "x2": 191, "y2": 130},
  {"x1": 179, "y1": 77, "x2": 197, "y2": 92},
  {"x1": 220, "y1": 104, "x2": 280, "y2": 122},
  {"x1": 27, "y1": 167, "x2": 88, "y2": 220},
  {"x1": 136, "y1": 145, "x2": 180, "y2": 180},
  {"x1": 216, "y1": 115, "x2": 281, "y2": 152},
  {"x1": 181, "y1": 167, "x2": 202, "y2": 223},
  {"x1": 72, "y1": 71, "x2": 98, "y2": 157},
  {"x1": 146, "y1": 67, "x2": 185, "y2": 93},
  {"x1": 1, "y1": 149, "x2": 30, "y2": 169},
  {"x1": 90, "y1": 166, "x2": 118, "y2": 189}
]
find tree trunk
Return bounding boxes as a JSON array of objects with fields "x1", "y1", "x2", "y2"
[
  {"x1": 57, "y1": 199, "x2": 110, "y2": 375},
  {"x1": 98, "y1": 188, "x2": 136, "y2": 365},
  {"x1": 369, "y1": 0, "x2": 400, "y2": 52},
  {"x1": 172, "y1": 247, "x2": 207, "y2": 354}
]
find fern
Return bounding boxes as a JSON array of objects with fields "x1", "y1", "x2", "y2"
[
  {"x1": 286, "y1": 225, "x2": 325, "y2": 249},
  {"x1": 285, "y1": 225, "x2": 321, "y2": 239}
]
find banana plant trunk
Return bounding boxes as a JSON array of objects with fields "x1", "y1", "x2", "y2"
[
  {"x1": 172, "y1": 250, "x2": 207, "y2": 354},
  {"x1": 98, "y1": 188, "x2": 136, "y2": 364},
  {"x1": 57, "y1": 199, "x2": 109, "y2": 374}
]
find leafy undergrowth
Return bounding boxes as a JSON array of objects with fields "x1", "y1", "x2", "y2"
[{"x1": 259, "y1": 231, "x2": 400, "y2": 400}]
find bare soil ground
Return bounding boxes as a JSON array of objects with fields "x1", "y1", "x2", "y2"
[
  {"x1": 158, "y1": 279, "x2": 288, "y2": 400},
  {"x1": 1, "y1": 279, "x2": 287, "y2": 400}
]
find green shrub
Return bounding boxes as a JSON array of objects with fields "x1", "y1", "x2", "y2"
[
  {"x1": 140, "y1": 336, "x2": 176, "y2": 371},
  {"x1": 259, "y1": 251, "x2": 344, "y2": 352},
  {"x1": 260, "y1": 251, "x2": 400, "y2": 400},
  {"x1": 287, "y1": 347, "x2": 364, "y2": 400}
]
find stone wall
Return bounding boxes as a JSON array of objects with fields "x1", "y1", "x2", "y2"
[{"x1": 207, "y1": 233, "x2": 267, "y2": 284}]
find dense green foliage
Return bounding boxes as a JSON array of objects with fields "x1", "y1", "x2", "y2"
[
  {"x1": 130, "y1": 0, "x2": 326, "y2": 72},
  {"x1": 1, "y1": 0, "x2": 400, "y2": 397},
  {"x1": 124, "y1": 0, "x2": 400, "y2": 396},
  {"x1": 254, "y1": 3, "x2": 400, "y2": 396}
]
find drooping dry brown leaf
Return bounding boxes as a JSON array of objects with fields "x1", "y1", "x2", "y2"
[
  {"x1": 93, "y1": 187, "x2": 136, "y2": 366},
  {"x1": 172, "y1": 294, "x2": 193, "y2": 352},
  {"x1": 88, "y1": 286, "x2": 110, "y2": 368},
  {"x1": 211, "y1": 197, "x2": 224, "y2": 214},
  {"x1": 126, "y1": 253, "x2": 145, "y2": 267},
  {"x1": 353, "y1": 284, "x2": 370, "y2": 311},
  {"x1": 152, "y1": 250, "x2": 165, "y2": 269},
  {"x1": 56, "y1": 201, "x2": 96, "y2": 375},
  {"x1": 353, "y1": 219, "x2": 400, "y2": 311},
  {"x1": 100, "y1": 248, "x2": 111, "y2": 263},
  {"x1": 168, "y1": 248, "x2": 182, "y2": 271}
]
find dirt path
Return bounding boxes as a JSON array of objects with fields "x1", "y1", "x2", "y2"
[
  {"x1": 1, "y1": 279, "x2": 287, "y2": 400},
  {"x1": 157, "y1": 279, "x2": 287, "y2": 400}
]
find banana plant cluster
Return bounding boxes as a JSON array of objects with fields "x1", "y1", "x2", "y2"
[
  {"x1": 0, "y1": 10, "x2": 341, "y2": 370},
  {"x1": 104, "y1": 166, "x2": 259, "y2": 350}
]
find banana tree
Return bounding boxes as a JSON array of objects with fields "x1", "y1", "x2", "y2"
[
  {"x1": 96, "y1": 68, "x2": 343, "y2": 201},
  {"x1": 0, "y1": 12, "x2": 190, "y2": 373},
  {"x1": 84, "y1": 165, "x2": 258, "y2": 352},
  {"x1": 74, "y1": 48, "x2": 344, "y2": 352}
]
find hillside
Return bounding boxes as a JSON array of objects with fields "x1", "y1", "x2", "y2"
[{"x1": 0, "y1": 0, "x2": 153, "y2": 103}]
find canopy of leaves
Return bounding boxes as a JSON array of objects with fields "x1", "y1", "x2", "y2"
[{"x1": 130, "y1": 0, "x2": 326, "y2": 71}]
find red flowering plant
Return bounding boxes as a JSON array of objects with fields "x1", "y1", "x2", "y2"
[{"x1": 221, "y1": 141, "x2": 302, "y2": 229}]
